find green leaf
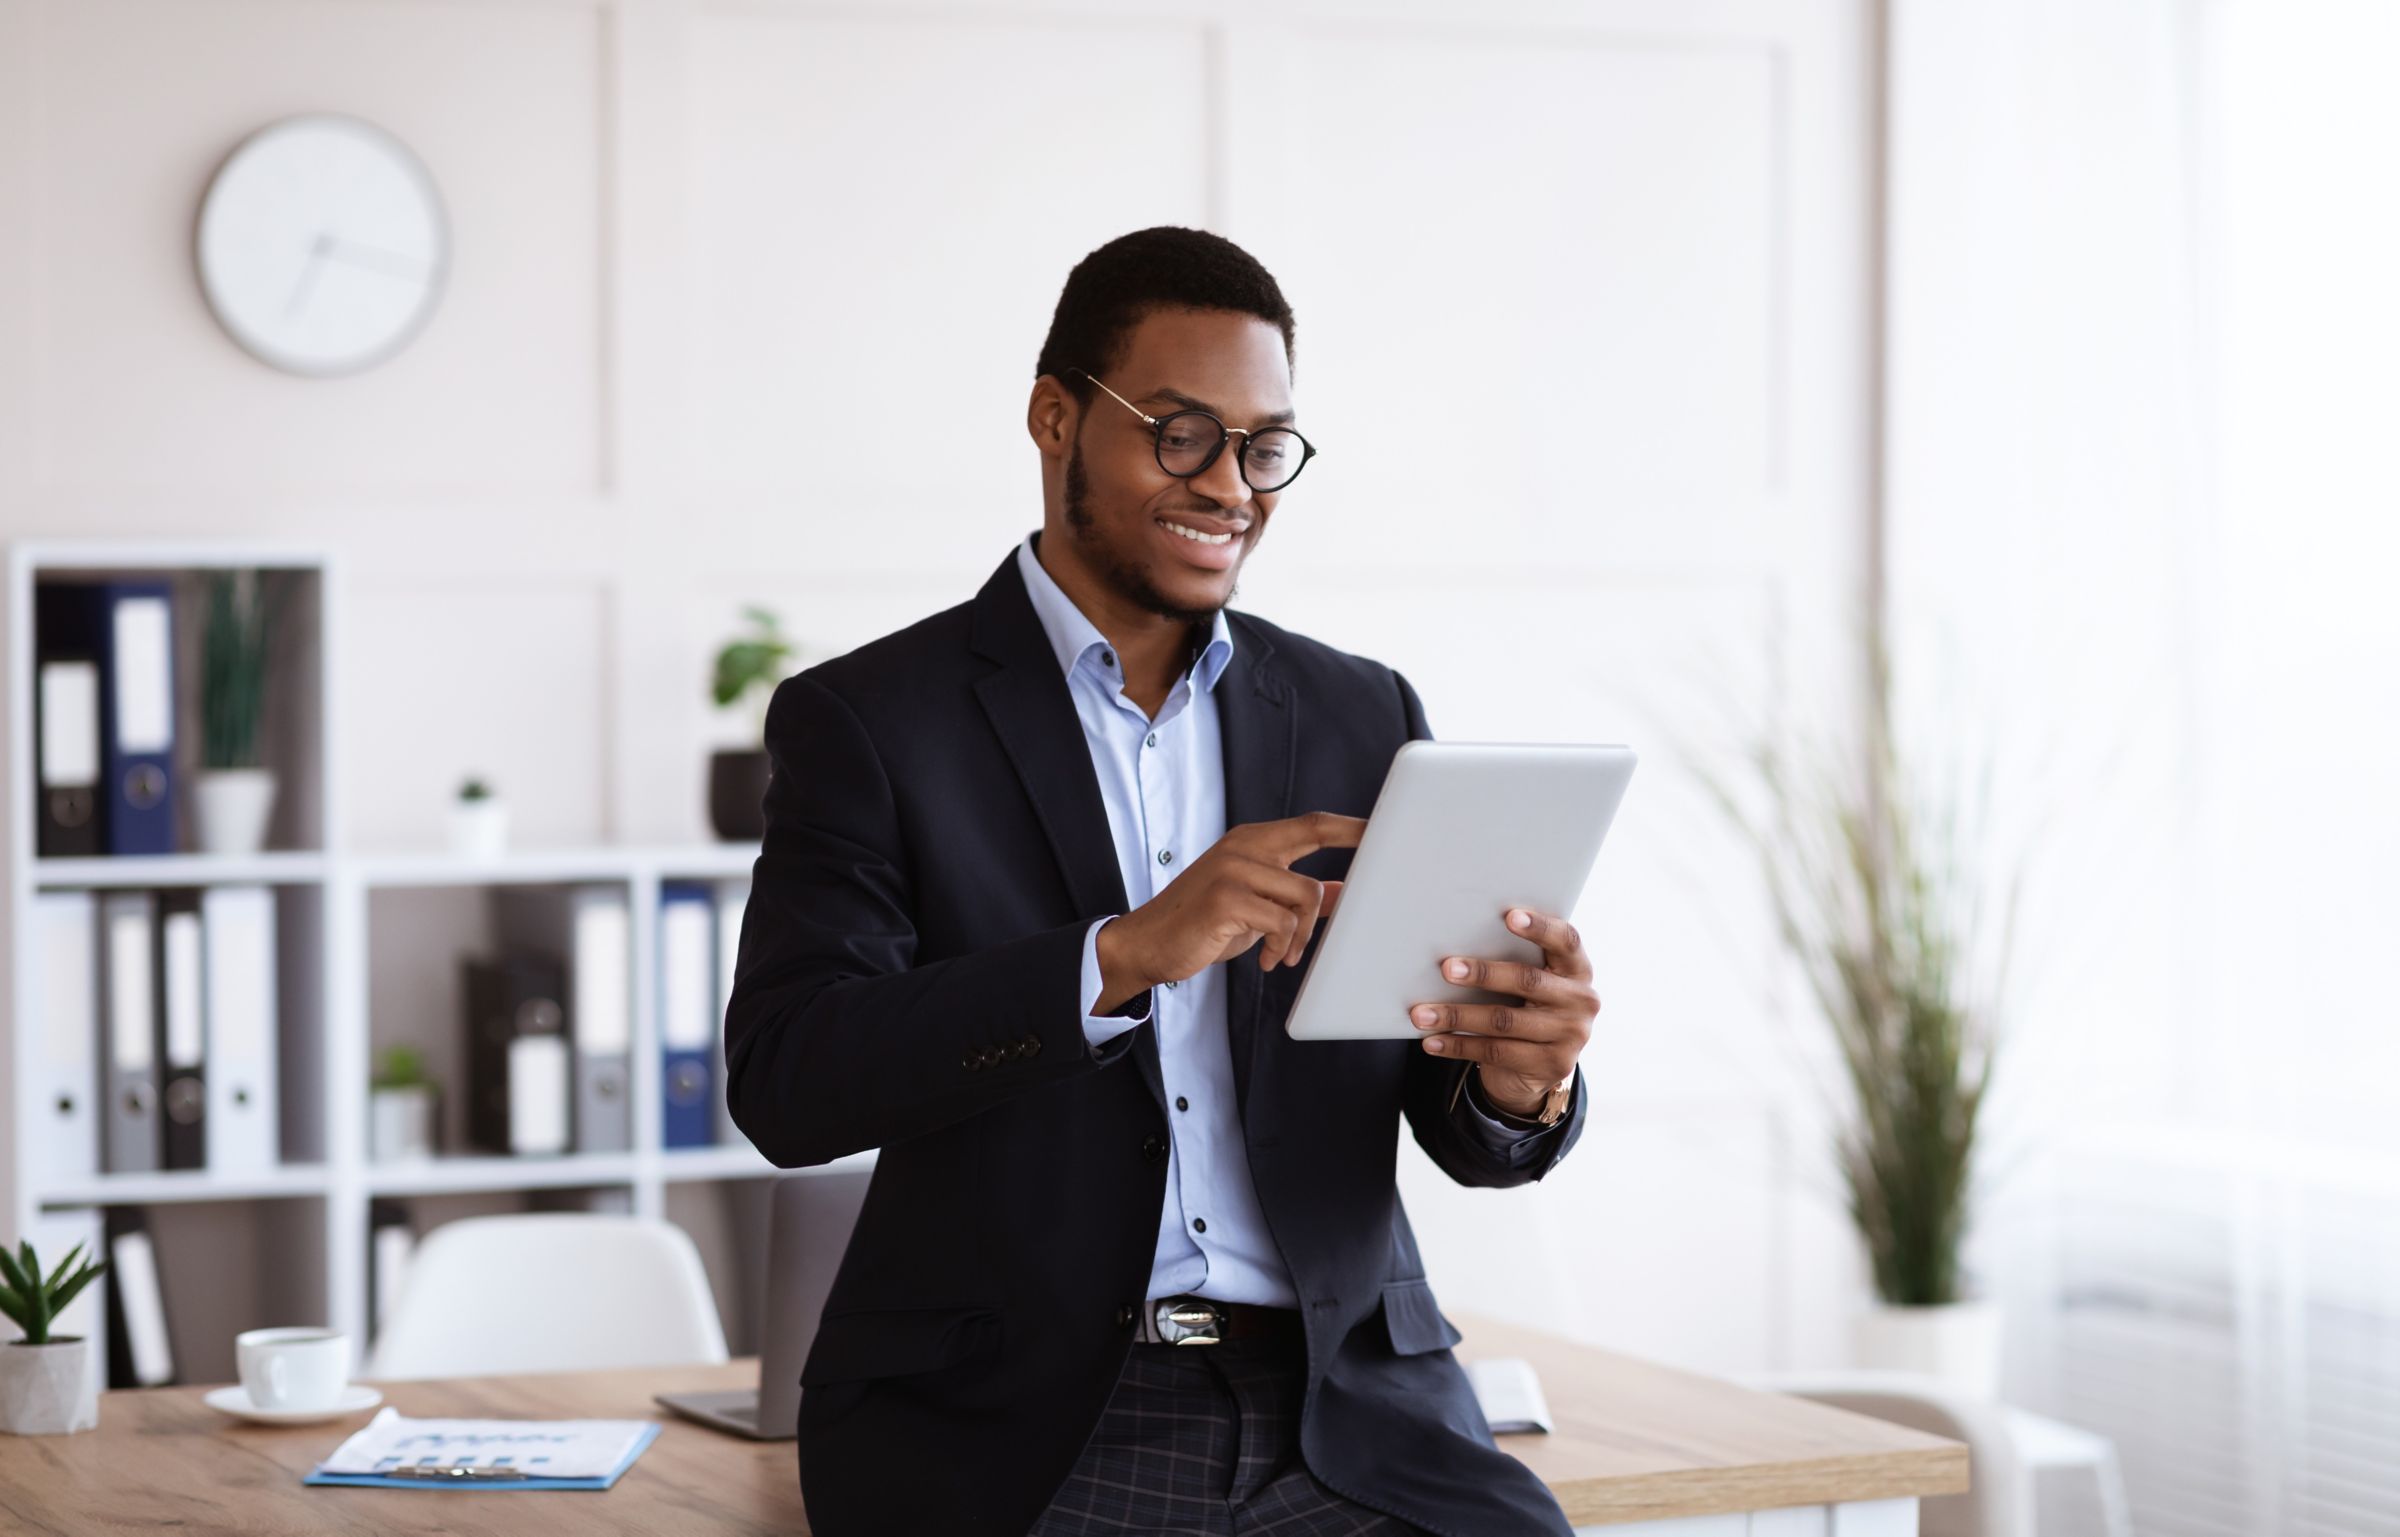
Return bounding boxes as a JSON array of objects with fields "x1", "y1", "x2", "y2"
[
  {"x1": 0, "y1": 1290, "x2": 30, "y2": 1336},
  {"x1": 0, "y1": 1244, "x2": 28, "y2": 1299},
  {"x1": 48, "y1": 1264, "x2": 101, "y2": 1320},
  {"x1": 42, "y1": 1242, "x2": 84, "y2": 1295}
]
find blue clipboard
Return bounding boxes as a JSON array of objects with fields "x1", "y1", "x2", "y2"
[{"x1": 303, "y1": 1422, "x2": 661, "y2": 1491}]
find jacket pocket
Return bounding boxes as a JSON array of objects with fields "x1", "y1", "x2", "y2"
[
  {"x1": 799, "y1": 1304, "x2": 1002, "y2": 1386},
  {"x1": 1379, "y1": 1277, "x2": 1464, "y2": 1356}
]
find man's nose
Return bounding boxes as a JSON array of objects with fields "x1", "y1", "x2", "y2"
[{"x1": 1190, "y1": 435, "x2": 1254, "y2": 512}]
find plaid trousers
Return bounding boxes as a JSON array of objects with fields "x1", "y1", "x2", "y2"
[{"x1": 1027, "y1": 1331, "x2": 1430, "y2": 1536}]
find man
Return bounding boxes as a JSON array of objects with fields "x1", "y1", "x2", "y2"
[{"x1": 726, "y1": 226, "x2": 1599, "y2": 1536}]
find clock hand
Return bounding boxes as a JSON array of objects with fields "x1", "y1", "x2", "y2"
[
  {"x1": 284, "y1": 233, "x2": 332, "y2": 320},
  {"x1": 317, "y1": 234, "x2": 434, "y2": 282}
]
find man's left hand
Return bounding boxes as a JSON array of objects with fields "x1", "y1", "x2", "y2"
[{"x1": 1409, "y1": 907, "x2": 1598, "y2": 1117}]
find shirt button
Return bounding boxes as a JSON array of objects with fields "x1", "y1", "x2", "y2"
[
  {"x1": 1164, "y1": 979, "x2": 1178, "y2": 990},
  {"x1": 1146, "y1": 732, "x2": 1158, "y2": 748},
  {"x1": 1157, "y1": 848, "x2": 1174, "y2": 866},
  {"x1": 1176, "y1": 1096, "x2": 1190, "y2": 1111},
  {"x1": 1192, "y1": 1218, "x2": 1207, "y2": 1234},
  {"x1": 1100, "y1": 650, "x2": 1115, "y2": 669}
]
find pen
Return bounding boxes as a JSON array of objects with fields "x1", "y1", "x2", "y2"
[{"x1": 377, "y1": 1465, "x2": 533, "y2": 1482}]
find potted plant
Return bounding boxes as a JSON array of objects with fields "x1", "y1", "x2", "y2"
[
  {"x1": 370, "y1": 1045, "x2": 440, "y2": 1162},
  {"x1": 193, "y1": 569, "x2": 287, "y2": 855},
  {"x1": 447, "y1": 775, "x2": 507, "y2": 858},
  {"x1": 1699, "y1": 639, "x2": 2019, "y2": 1397},
  {"x1": 707, "y1": 604, "x2": 796, "y2": 841},
  {"x1": 0, "y1": 1239, "x2": 107, "y2": 1435}
]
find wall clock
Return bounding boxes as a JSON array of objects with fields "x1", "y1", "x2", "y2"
[{"x1": 194, "y1": 113, "x2": 449, "y2": 376}]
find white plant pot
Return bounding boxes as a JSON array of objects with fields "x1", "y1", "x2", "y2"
[
  {"x1": 448, "y1": 799, "x2": 508, "y2": 859},
  {"x1": 193, "y1": 768, "x2": 278, "y2": 856},
  {"x1": 1852, "y1": 1300, "x2": 2004, "y2": 1400},
  {"x1": 0, "y1": 1338, "x2": 99, "y2": 1435},
  {"x1": 370, "y1": 1085, "x2": 439, "y2": 1162}
]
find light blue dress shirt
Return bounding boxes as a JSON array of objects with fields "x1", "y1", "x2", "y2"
[{"x1": 1014, "y1": 531, "x2": 1539, "y2": 1308}]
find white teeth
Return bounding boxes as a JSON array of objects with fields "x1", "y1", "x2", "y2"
[{"x1": 1161, "y1": 520, "x2": 1234, "y2": 545}]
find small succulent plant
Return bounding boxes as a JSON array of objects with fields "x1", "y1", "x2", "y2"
[
  {"x1": 0, "y1": 1240, "x2": 106, "y2": 1347},
  {"x1": 374, "y1": 1044, "x2": 433, "y2": 1091}
]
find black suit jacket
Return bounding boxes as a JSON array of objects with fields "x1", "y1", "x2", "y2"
[{"x1": 725, "y1": 544, "x2": 1587, "y2": 1537}]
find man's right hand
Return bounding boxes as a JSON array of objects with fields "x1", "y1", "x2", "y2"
[{"x1": 1092, "y1": 811, "x2": 1366, "y2": 1013}]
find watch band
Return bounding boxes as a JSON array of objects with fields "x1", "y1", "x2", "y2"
[{"x1": 1464, "y1": 1068, "x2": 1573, "y2": 1130}]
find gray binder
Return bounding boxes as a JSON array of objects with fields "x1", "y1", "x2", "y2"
[
  {"x1": 97, "y1": 891, "x2": 160, "y2": 1173},
  {"x1": 495, "y1": 885, "x2": 632, "y2": 1153}
]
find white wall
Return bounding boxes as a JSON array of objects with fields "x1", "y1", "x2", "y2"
[{"x1": 0, "y1": 0, "x2": 1880, "y2": 1376}]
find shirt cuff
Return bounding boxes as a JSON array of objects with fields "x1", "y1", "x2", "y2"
[
  {"x1": 1458, "y1": 1067, "x2": 1571, "y2": 1158},
  {"x1": 1080, "y1": 916, "x2": 1153, "y2": 1057}
]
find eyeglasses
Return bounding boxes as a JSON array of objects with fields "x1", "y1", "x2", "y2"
[{"x1": 1069, "y1": 368, "x2": 1318, "y2": 493}]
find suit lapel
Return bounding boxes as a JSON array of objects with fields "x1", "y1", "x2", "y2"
[
  {"x1": 1215, "y1": 617, "x2": 1295, "y2": 1126},
  {"x1": 969, "y1": 552, "x2": 1166, "y2": 1111}
]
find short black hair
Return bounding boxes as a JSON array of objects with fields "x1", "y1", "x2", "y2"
[{"x1": 1034, "y1": 226, "x2": 1296, "y2": 404}]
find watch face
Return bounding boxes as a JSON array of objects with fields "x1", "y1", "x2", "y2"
[{"x1": 194, "y1": 113, "x2": 449, "y2": 376}]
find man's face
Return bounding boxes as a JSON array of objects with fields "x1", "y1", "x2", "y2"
[{"x1": 1059, "y1": 307, "x2": 1296, "y2": 625}]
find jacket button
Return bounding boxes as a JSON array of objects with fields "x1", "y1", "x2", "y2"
[
  {"x1": 1019, "y1": 1034, "x2": 1042, "y2": 1056},
  {"x1": 1141, "y1": 1134, "x2": 1165, "y2": 1162},
  {"x1": 1115, "y1": 1305, "x2": 1135, "y2": 1328},
  {"x1": 961, "y1": 1053, "x2": 976, "y2": 1070}
]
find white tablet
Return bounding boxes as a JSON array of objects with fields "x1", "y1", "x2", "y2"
[{"x1": 1283, "y1": 741, "x2": 1637, "y2": 1042}]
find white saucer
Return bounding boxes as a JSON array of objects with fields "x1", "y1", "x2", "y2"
[{"x1": 202, "y1": 1383, "x2": 383, "y2": 1425}]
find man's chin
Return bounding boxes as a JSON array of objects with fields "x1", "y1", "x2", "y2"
[{"x1": 1136, "y1": 564, "x2": 1238, "y2": 624}]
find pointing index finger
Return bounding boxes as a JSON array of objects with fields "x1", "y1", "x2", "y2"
[{"x1": 1256, "y1": 811, "x2": 1367, "y2": 865}]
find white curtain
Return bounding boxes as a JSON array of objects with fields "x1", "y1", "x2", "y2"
[{"x1": 1884, "y1": 1, "x2": 2400, "y2": 1532}]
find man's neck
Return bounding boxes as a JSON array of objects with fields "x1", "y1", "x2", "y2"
[{"x1": 1034, "y1": 530, "x2": 1205, "y2": 713}]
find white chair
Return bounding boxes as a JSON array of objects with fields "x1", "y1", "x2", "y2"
[
  {"x1": 1743, "y1": 1371, "x2": 2034, "y2": 1537},
  {"x1": 366, "y1": 1213, "x2": 730, "y2": 1381}
]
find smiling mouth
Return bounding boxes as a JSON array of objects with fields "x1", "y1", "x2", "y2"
[{"x1": 1156, "y1": 517, "x2": 1245, "y2": 546}]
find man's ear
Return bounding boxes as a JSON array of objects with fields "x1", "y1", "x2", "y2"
[{"x1": 1026, "y1": 375, "x2": 1077, "y2": 461}]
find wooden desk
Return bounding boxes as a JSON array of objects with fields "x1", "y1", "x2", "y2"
[{"x1": 0, "y1": 1316, "x2": 1966, "y2": 1535}]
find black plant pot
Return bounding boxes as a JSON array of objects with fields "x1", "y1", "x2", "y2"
[{"x1": 708, "y1": 748, "x2": 772, "y2": 842}]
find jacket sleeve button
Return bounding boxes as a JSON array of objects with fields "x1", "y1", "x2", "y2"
[{"x1": 1115, "y1": 1305, "x2": 1136, "y2": 1328}]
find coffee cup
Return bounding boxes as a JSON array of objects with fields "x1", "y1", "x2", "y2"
[{"x1": 235, "y1": 1326, "x2": 350, "y2": 1412}]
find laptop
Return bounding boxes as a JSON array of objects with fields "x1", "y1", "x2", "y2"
[{"x1": 654, "y1": 1164, "x2": 870, "y2": 1440}]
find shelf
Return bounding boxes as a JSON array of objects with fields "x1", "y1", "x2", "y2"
[
  {"x1": 346, "y1": 842, "x2": 759, "y2": 888},
  {"x1": 364, "y1": 1153, "x2": 642, "y2": 1196},
  {"x1": 660, "y1": 1146, "x2": 875, "y2": 1182},
  {"x1": 37, "y1": 1165, "x2": 331, "y2": 1208},
  {"x1": 27, "y1": 849, "x2": 329, "y2": 889}
]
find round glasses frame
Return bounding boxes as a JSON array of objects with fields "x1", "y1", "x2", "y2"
[{"x1": 1068, "y1": 367, "x2": 1318, "y2": 493}]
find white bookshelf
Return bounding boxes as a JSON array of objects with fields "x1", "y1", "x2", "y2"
[{"x1": 3, "y1": 540, "x2": 808, "y2": 1385}]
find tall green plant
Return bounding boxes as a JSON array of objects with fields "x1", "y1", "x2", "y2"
[
  {"x1": 201, "y1": 571, "x2": 287, "y2": 770},
  {"x1": 1699, "y1": 639, "x2": 2017, "y2": 1307}
]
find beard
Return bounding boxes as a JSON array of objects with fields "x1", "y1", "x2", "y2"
[{"x1": 1063, "y1": 436, "x2": 1234, "y2": 628}]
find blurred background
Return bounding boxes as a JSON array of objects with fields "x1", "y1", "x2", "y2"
[{"x1": 2, "y1": 0, "x2": 2394, "y2": 1532}]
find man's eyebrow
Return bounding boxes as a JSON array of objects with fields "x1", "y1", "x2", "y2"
[{"x1": 1139, "y1": 386, "x2": 1297, "y2": 427}]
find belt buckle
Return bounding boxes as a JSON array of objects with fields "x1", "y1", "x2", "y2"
[{"x1": 1154, "y1": 1296, "x2": 1224, "y2": 1347}]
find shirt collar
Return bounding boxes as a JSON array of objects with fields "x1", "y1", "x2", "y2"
[{"x1": 1016, "y1": 531, "x2": 1235, "y2": 695}]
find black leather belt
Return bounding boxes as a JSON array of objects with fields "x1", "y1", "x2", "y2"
[{"x1": 1135, "y1": 1295, "x2": 1304, "y2": 1347}]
